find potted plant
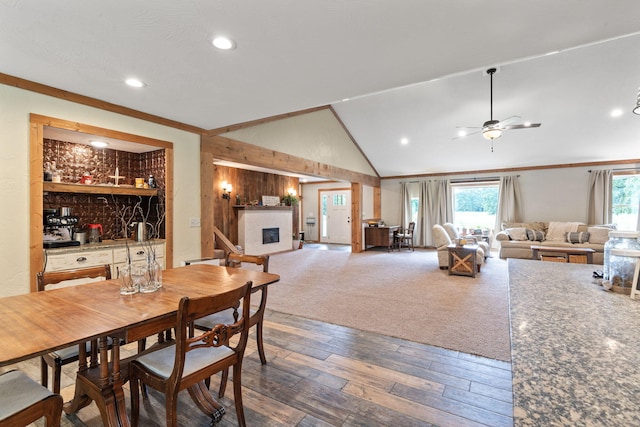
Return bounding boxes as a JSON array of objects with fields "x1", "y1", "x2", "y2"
[
  {"x1": 292, "y1": 233, "x2": 302, "y2": 250},
  {"x1": 282, "y1": 193, "x2": 299, "y2": 206}
]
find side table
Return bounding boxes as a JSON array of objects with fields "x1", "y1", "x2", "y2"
[{"x1": 447, "y1": 243, "x2": 479, "y2": 277}]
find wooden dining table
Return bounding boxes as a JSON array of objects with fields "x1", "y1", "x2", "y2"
[{"x1": 0, "y1": 263, "x2": 280, "y2": 427}]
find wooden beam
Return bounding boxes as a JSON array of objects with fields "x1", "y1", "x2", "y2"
[
  {"x1": 4, "y1": 75, "x2": 206, "y2": 135},
  {"x1": 202, "y1": 135, "x2": 380, "y2": 187},
  {"x1": 351, "y1": 183, "x2": 364, "y2": 253},
  {"x1": 382, "y1": 158, "x2": 640, "y2": 180},
  {"x1": 208, "y1": 106, "x2": 330, "y2": 135}
]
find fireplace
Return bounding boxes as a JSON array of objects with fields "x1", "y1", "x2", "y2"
[{"x1": 262, "y1": 227, "x2": 280, "y2": 244}]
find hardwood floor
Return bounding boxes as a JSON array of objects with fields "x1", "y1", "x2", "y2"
[{"x1": 9, "y1": 309, "x2": 512, "y2": 427}]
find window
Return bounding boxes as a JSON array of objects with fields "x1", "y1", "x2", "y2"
[
  {"x1": 333, "y1": 194, "x2": 347, "y2": 206},
  {"x1": 410, "y1": 197, "x2": 419, "y2": 223},
  {"x1": 612, "y1": 174, "x2": 640, "y2": 230},
  {"x1": 452, "y1": 182, "x2": 499, "y2": 232}
]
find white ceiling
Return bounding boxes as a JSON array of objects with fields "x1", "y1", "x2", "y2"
[{"x1": 3, "y1": 1, "x2": 640, "y2": 178}]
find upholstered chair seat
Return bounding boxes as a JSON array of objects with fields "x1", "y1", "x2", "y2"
[{"x1": 0, "y1": 370, "x2": 63, "y2": 427}]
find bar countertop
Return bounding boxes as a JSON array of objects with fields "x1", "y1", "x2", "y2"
[
  {"x1": 509, "y1": 258, "x2": 640, "y2": 426},
  {"x1": 44, "y1": 239, "x2": 166, "y2": 254}
]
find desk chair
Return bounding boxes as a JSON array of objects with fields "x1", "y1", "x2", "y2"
[
  {"x1": 195, "y1": 253, "x2": 270, "y2": 398},
  {"x1": 0, "y1": 369, "x2": 63, "y2": 427},
  {"x1": 129, "y1": 281, "x2": 252, "y2": 427},
  {"x1": 36, "y1": 264, "x2": 112, "y2": 394},
  {"x1": 396, "y1": 222, "x2": 415, "y2": 251}
]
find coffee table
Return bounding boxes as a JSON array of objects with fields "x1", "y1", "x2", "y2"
[
  {"x1": 531, "y1": 245, "x2": 595, "y2": 264},
  {"x1": 447, "y1": 243, "x2": 479, "y2": 277}
]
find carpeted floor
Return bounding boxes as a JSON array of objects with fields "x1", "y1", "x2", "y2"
[{"x1": 264, "y1": 246, "x2": 512, "y2": 361}]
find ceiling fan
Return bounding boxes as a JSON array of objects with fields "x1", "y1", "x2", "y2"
[{"x1": 456, "y1": 67, "x2": 541, "y2": 151}]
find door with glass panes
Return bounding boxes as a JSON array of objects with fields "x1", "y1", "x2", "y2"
[{"x1": 320, "y1": 189, "x2": 351, "y2": 244}]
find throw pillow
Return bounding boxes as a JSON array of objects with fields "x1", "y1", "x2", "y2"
[
  {"x1": 526, "y1": 229, "x2": 545, "y2": 241},
  {"x1": 505, "y1": 227, "x2": 528, "y2": 241},
  {"x1": 566, "y1": 231, "x2": 590, "y2": 244},
  {"x1": 587, "y1": 226, "x2": 613, "y2": 244},
  {"x1": 547, "y1": 221, "x2": 582, "y2": 241}
]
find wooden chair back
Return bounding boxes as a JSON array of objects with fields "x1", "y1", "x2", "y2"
[
  {"x1": 226, "y1": 253, "x2": 269, "y2": 272},
  {"x1": 176, "y1": 281, "x2": 252, "y2": 371},
  {"x1": 36, "y1": 264, "x2": 112, "y2": 291},
  {"x1": 406, "y1": 222, "x2": 416, "y2": 235}
]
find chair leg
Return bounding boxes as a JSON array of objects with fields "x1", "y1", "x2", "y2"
[
  {"x1": 256, "y1": 320, "x2": 267, "y2": 365},
  {"x1": 52, "y1": 362, "x2": 62, "y2": 394},
  {"x1": 40, "y1": 357, "x2": 49, "y2": 389},
  {"x1": 233, "y1": 364, "x2": 247, "y2": 427},
  {"x1": 218, "y1": 368, "x2": 229, "y2": 398},
  {"x1": 130, "y1": 373, "x2": 140, "y2": 427},
  {"x1": 165, "y1": 392, "x2": 179, "y2": 427}
]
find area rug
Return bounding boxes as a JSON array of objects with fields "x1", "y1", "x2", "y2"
[{"x1": 265, "y1": 247, "x2": 511, "y2": 361}]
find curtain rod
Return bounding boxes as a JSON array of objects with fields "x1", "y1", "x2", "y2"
[
  {"x1": 400, "y1": 174, "x2": 520, "y2": 184},
  {"x1": 588, "y1": 167, "x2": 640, "y2": 172}
]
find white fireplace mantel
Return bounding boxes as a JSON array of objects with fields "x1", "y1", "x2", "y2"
[{"x1": 236, "y1": 206, "x2": 293, "y2": 255}]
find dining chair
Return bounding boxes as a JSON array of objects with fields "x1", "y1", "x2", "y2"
[
  {"x1": 36, "y1": 264, "x2": 112, "y2": 394},
  {"x1": 0, "y1": 369, "x2": 63, "y2": 427},
  {"x1": 129, "y1": 281, "x2": 252, "y2": 427},
  {"x1": 195, "y1": 253, "x2": 270, "y2": 398},
  {"x1": 396, "y1": 222, "x2": 416, "y2": 251}
]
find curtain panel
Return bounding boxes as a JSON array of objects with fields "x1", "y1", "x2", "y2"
[
  {"x1": 424, "y1": 179, "x2": 452, "y2": 246},
  {"x1": 495, "y1": 175, "x2": 522, "y2": 234},
  {"x1": 587, "y1": 169, "x2": 612, "y2": 225}
]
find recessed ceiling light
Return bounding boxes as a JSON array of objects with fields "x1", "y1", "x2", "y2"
[
  {"x1": 400, "y1": 137, "x2": 409, "y2": 145},
  {"x1": 212, "y1": 36, "x2": 236, "y2": 50},
  {"x1": 523, "y1": 121, "x2": 531, "y2": 127},
  {"x1": 457, "y1": 130, "x2": 467, "y2": 137},
  {"x1": 90, "y1": 140, "x2": 108, "y2": 148},
  {"x1": 610, "y1": 108, "x2": 623, "y2": 117},
  {"x1": 125, "y1": 78, "x2": 146, "y2": 88}
]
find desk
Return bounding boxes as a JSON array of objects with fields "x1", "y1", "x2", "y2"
[
  {"x1": 0, "y1": 264, "x2": 280, "y2": 427},
  {"x1": 364, "y1": 226, "x2": 399, "y2": 251}
]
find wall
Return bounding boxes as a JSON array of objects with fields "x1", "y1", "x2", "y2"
[
  {"x1": 299, "y1": 181, "x2": 375, "y2": 242},
  {"x1": 380, "y1": 163, "x2": 639, "y2": 241},
  {"x1": 0, "y1": 84, "x2": 201, "y2": 297},
  {"x1": 213, "y1": 165, "x2": 299, "y2": 245},
  {"x1": 222, "y1": 108, "x2": 377, "y2": 178}
]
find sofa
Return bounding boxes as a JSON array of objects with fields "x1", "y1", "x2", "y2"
[
  {"x1": 432, "y1": 224, "x2": 485, "y2": 271},
  {"x1": 495, "y1": 221, "x2": 614, "y2": 265}
]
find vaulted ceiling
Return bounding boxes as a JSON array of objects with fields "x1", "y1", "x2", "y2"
[{"x1": 2, "y1": 2, "x2": 640, "y2": 178}]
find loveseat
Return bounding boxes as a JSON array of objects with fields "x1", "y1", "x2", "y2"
[{"x1": 495, "y1": 221, "x2": 614, "y2": 265}]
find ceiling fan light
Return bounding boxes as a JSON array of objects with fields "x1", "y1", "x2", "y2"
[{"x1": 483, "y1": 128, "x2": 502, "y2": 140}]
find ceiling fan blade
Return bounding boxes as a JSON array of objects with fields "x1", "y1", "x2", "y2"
[
  {"x1": 497, "y1": 115, "x2": 521, "y2": 126},
  {"x1": 452, "y1": 129, "x2": 482, "y2": 140},
  {"x1": 503, "y1": 123, "x2": 542, "y2": 130}
]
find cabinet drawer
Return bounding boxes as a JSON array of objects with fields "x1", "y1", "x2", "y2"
[
  {"x1": 113, "y1": 244, "x2": 165, "y2": 264},
  {"x1": 45, "y1": 249, "x2": 113, "y2": 272}
]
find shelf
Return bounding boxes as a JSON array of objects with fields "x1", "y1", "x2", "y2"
[
  {"x1": 43, "y1": 182, "x2": 158, "y2": 197},
  {"x1": 232, "y1": 205, "x2": 293, "y2": 210}
]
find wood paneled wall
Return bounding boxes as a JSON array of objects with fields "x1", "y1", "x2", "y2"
[{"x1": 213, "y1": 165, "x2": 299, "y2": 246}]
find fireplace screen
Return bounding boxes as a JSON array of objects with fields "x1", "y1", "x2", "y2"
[{"x1": 262, "y1": 227, "x2": 280, "y2": 244}]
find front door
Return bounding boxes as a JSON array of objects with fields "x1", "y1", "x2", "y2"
[{"x1": 320, "y1": 189, "x2": 351, "y2": 244}]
